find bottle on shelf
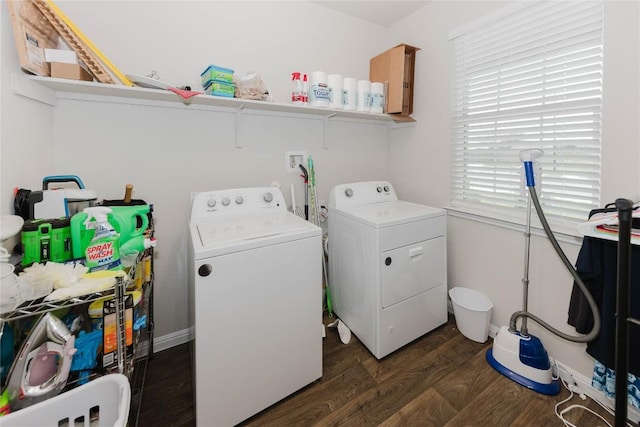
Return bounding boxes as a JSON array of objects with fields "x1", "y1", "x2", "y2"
[
  {"x1": 291, "y1": 72, "x2": 303, "y2": 104},
  {"x1": 302, "y1": 74, "x2": 309, "y2": 105}
]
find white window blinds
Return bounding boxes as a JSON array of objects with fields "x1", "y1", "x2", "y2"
[{"x1": 450, "y1": 1, "x2": 603, "y2": 228}]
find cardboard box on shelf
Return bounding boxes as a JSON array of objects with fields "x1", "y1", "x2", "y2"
[
  {"x1": 369, "y1": 43, "x2": 420, "y2": 120},
  {"x1": 50, "y1": 62, "x2": 93, "y2": 82}
]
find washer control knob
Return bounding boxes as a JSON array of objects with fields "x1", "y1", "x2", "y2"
[
  {"x1": 383, "y1": 185, "x2": 390, "y2": 192},
  {"x1": 345, "y1": 188, "x2": 353, "y2": 197},
  {"x1": 207, "y1": 199, "x2": 216, "y2": 208},
  {"x1": 377, "y1": 186, "x2": 383, "y2": 193},
  {"x1": 222, "y1": 197, "x2": 230, "y2": 206},
  {"x1": 263, "y1": 192, "x2": 273, "y2": 203},
  {"x1": 198, "y1": 264, "x2": 212, "y2": 277},
  {"x1": 235, "y1": 195, "x2": 244, "y2": 205}
]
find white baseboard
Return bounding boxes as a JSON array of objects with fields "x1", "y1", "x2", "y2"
[
  {"x1": 555, "y1": 360, "x2": 640, "y2": 424},
  {"x1": 488, "y1": 322, "x2": 500, "y2": 338},
  {"x1": 153, "y1": 327, "x2": 193, "y2": 353}
]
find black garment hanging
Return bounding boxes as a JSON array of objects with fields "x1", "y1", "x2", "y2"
[{"x1": 567, "y1": 235, "x2": 640, "y2": 376}]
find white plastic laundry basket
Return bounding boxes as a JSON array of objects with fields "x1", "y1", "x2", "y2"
[
  {"x1": 1, "y1": 373, "x2": 130, "y2": 427},
  {"x1": 449, "y1": 287, "x2": 494, "y2": 343}
]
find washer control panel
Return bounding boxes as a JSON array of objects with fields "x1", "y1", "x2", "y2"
[
  {"x1": 329, "y1": 181, "x2": 398, "y2": 209},
  {"x1": 190, "y1": 187, "x2": 286, "y2": 221}
]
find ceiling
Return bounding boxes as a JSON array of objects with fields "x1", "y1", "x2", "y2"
[{"x1": 314, "y1": 1, "x2": 429, "y2": 28}]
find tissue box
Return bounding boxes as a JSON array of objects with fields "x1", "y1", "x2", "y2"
[
  {"x1": 201, "y1": 64, "x2": 234, "y2": 87},
  {"x1": 204, "y1": 80, "x2": 236, "y2": 98}
]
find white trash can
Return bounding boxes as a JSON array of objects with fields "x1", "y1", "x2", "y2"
[{"x1": 449, "y1": 287, "x2": 494, "y2": 343}]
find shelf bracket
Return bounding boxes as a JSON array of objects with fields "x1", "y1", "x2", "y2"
[
  {"x1": 12, "y1": 73, "x2": 56, "y2": 106},
  {"x1": 235, "y1": 104, "x2": 246, "y2": 148},
  {"x1": 322, "y1": 113, "x2": 337, "y2": 149}
]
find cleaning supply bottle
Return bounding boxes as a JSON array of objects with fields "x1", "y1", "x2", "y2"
[
  {"x1": 291, "y1": 72, "x2": 302, "y2": 104},
  {"x1": 120, "y1": 235, "x2": 156, "y2": 255},
  {"x1": 83, "y1": 207, "x2": 122, "y2": 271},
  {"x1": 302, "y1": 73, "x2": 309, "y2": 105},
  {"x1": 70, "y1": 204, "x2": 151, "y2": 259},
  {"x1": 107, "y1": 205, "x2": 151, "y2": 247}
]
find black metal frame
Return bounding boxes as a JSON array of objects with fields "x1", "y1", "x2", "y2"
[{"x1": 614, "y1": 198, "x2": 636, "y2": 427}]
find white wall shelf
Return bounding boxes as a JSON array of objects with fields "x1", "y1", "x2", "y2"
[{"x1": 14, "y1": 74, "x2": 409, "y2": 126}]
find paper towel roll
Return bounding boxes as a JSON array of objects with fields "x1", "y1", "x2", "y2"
[
  {"x1": 357, "y1": 80, "x2": 371, "y2": 112},
  {"x1": 342, "y1": 77, "x2": 357, "y2": 111},
  {"x1": 328, "y1": 74, "x2": 343, "y2": 109},
  {"x1": 370, "y1": 82, "x2": 385, "y2": 113},
  {"x1": 309, "y1": 71, "x2": 330, "y2": 107}
]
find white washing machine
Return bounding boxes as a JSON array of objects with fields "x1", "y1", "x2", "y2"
[
  {"x1": 188, "y1": 187, "x2": 322, "y2": 426},
  {"x1": 328, "y1": 181, "x2": 447, "y2": 359}
]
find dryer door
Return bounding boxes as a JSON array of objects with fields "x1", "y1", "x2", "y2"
[{"x1": 380, "y1": 236, "x2": 445, "y2": 308}]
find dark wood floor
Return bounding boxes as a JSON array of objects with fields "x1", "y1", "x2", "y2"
[{"x1": 138, "y1": 315, "x2": 617, "y2": 426}]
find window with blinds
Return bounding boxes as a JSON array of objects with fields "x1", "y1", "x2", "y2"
[{"x1": 449, "y1": 1, "x2": 603, "y2": 229}]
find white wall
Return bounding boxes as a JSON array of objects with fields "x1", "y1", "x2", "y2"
[
  {"x1": 1, "y1": 3, "x2": 57, "y2": 209},
  {"x1": 387, "y1": 0, "x2": 640, "y2": 381},
  {"x1": 1, "y1": 1, "x2": 392, "y2": 344}
]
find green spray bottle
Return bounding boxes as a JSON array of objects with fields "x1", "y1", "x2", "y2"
[{"x1": 83, "y1": 207, "x2": 122, "y2": 272}]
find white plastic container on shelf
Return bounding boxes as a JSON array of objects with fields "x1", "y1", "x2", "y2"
[
  {"x1": 357, "y1": 80, "x2": 371, "y2": 112},
  {"x1": 0, "y1": 374, "x2": 131, "y2": 427}
]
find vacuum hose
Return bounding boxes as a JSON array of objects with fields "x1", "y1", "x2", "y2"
[{"x1": 509, "y1": 168, "x2": 601, "y2": 343}]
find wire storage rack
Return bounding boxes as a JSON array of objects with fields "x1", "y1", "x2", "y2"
[{"x1": 0, "y1": 248, "x2": 154, "y2": 426}]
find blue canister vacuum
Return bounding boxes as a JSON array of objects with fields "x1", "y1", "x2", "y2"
[{"x1": 486, "y1": 149, "x2": 601, "y2": 395}]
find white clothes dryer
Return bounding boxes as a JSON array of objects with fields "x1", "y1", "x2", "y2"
[
  {"x1": 328, "y1": 181, "x2": 447, "y2": 359},
  {"x1": 188, "y1": 187, "x2": 322, "y2": 426}
]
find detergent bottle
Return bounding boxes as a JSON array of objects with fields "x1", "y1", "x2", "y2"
[
  {"x1": 108, "y1": 205, "x2": 151, "y2": 246},
  {"x1": 83, "y1": 207, "x2": 122, "y2": 271},
  {"x1": 120, "y1": 235, "x2": 156, "y2": 255},
  {"x1": 70, "y1": 204, "x2": 151, "y2": 260}
]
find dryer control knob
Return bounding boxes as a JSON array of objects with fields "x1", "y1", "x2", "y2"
[
  {"x1": 345, "y1": 188, "x2": 353, "y2": 197},
  {"x1": 263, "y1": 192, "x2": 273, "y2": 203},
  {"x1": 207, "y1": 199, "x2": 216, "y2": 208},
  {"x1": 222, "y1": 197, "x2": 230, "y2": 206},
  {"x1": 235, "y1": 196, "x2": 244, "y2": 205},
  {"x1": 377, "y1": 186, "x2": 383, "y2": 193},
  {"x1": 385, "y1": 257, "x2": 392, "y2": 266},
  {"x1": 383, "y1": 186, "x2": 390, "y2": 192}
]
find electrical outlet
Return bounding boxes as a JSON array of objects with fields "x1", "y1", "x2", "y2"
[
  {"x1": 556, "y1": 363, "x2": 586, "y2": 398},
  {"x1": 286, "y1": 151, "x2": 306, "y2": 173}
]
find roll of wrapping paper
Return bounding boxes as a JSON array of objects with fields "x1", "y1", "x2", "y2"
[{"x1": 124, "y1": 184, "x2": 133, "y2": 204}]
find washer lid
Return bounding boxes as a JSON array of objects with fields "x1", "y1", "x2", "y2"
[
  {"x1": 192, "y1": 211, "x2": 320, "y2": 257},
  {"x1": 333, "y1": 200, "x2": 445, "y2": 228}
]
